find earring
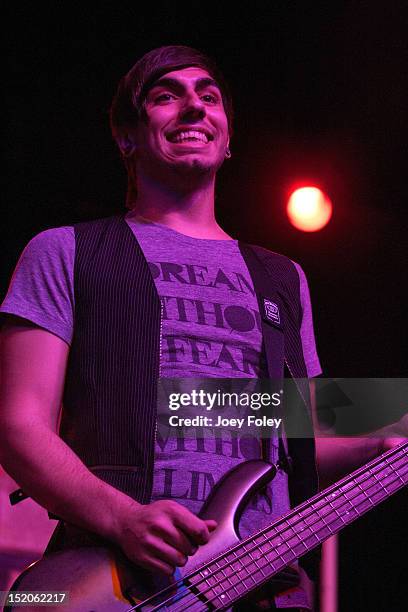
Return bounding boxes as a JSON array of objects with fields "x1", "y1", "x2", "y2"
[
  {"x1": 120, "y1": 136, "x2": 137, "y2": 159},
  {"x1": 122, "y1": 144, "x2": 136, "y2": 158},
  {"x1": 225, "y1": 147, "x2": 232, "y2": 159}
]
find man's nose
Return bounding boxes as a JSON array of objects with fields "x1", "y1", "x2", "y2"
[{"x1": 179, "y1": 93, "x2": 206, "y2": 120}]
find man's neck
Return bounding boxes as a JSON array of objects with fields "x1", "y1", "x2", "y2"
[{"x1": 127, "y1": 173, "x2": 232, "y2": 240}]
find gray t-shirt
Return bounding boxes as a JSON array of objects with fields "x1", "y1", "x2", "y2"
[
  {"x1": 0, "y1": 218, "x2": 321, "y2": 376},
  {"x1": 1, "y1": 216, "x2": 321, "y2": 610}
]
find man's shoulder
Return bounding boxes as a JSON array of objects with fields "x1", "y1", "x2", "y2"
[
  {"x1": 245, "y1": 241, "x2": 291, "y2": 260},
  {"x1": 72, "y1": 214, "x2": 123, "y2": 231},
  {"x1": 242, "y1": 241, "x2": 300, "y2": 277},
  {"x1": 18, "y1": 216, "x2": 122, "y2": 264},
  {"x1": 22, "y1": 225, "x2": 75, "y2": 255},
  {"x1": 69, "y1": 215, "x2": 128, "y2": 246}
]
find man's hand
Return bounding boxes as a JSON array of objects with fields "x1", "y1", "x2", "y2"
[
  {"x1": 114, "y1": 499, "x2": 217, "y2": 575},
  {"x1": 379, "y1": 414, "x2": 408, "y2": 453},
  {"x1": 381, "y1": 437, "x2": 407, "y2": 452}
]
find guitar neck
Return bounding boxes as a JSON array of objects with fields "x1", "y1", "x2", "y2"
[{"x1": 187, "y1": 442, "x2": 407, "y2": 609}]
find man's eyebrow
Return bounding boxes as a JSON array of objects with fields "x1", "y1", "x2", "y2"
[
  {"x1": 149, "y1": 76, "x2": 221, "y2": 93},
  {"x1": 195, "y1": 77, "x2": 221, "y2": 91}
]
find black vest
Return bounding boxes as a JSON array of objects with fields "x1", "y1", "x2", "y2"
[
  {"x1": 62, "y1": 215, "x2": 318, "y2": 499},
  {"x1": 58, "y1": 215, "x2": 319, "y2": 573}
]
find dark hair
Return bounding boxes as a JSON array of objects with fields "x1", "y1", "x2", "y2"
[{"x1": 110, "y1": 45, "x2": 234, "y2": 148}]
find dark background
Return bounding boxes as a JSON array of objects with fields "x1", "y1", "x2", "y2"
[{"x1": 3, "y1": 3, "x2": 407, "y2": 610}]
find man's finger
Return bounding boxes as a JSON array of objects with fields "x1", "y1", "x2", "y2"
[
  {"x1": 146, "y1": 535, "x2": 188, "y2": 568},
  {"x1": 172, "y1": 509, "x2": 212, "y2": 544},
  {"x1": 142, "y1": 557, "x2": 175, "y2": 576},
  {"x1": 205, "y1": 519, "x2": 218, "y2": 532},
  {"x1": 160, "y1": 523, "x2": 198, "y2": 556}
]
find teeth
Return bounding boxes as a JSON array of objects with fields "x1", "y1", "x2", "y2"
[{"x1": 170, "y1": 130, "x2": 209, "y2": 143}]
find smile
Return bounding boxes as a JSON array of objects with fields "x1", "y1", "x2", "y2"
[{"x1": 167, "y1": 129, "x2": 213, "y2": 144}]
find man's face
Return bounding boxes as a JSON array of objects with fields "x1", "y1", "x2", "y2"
[{"x1": 132, "y1": 66, "x2": 230, "y2": 178}]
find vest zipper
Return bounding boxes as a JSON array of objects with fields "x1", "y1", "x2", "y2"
[
  {"x1": 155, "y1": 299, "x2": 164, "y2": 445},
  {"x1": 150, "y1": 300, "x2": 163, "y2": 502},
  {"x1": 159, "y1": 299, "x2": 164, "y2": 376}
]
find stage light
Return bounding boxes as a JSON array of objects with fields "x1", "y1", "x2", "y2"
[{"x1": 287, "y1": 187, "x2": 332, "y2": 232}]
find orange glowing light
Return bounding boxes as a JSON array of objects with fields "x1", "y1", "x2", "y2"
[{"x1": 287, "y1": 187, "x2": 332, "y2": 232}]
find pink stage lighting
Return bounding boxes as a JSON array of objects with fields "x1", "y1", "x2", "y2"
[{"x1": 287, "y1": 186, "x2": 332, "y2": 232}]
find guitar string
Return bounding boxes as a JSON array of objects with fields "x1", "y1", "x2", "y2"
[
  {"x1": 128, "y1": 451, "x2": 408, "y2": 612},
  {"x1": 127, "y1": 447, "x2": 408, "y2": 612},
  {"x1": 162, "y1": 464, "x2": 408, "y2": 612},
  {"x1": 126, "y1": 464, "x2": 408, "y2": 612},
  {"x1": 166, "y1": 462, "x2": 408, "y2": 612},
  {"x1": 126, "y1": 444, "x2": 407, "y2": 611}
]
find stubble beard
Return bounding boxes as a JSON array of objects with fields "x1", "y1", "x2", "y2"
[{"x1": 140, "y1": 151, "x2": 223, "y2": 191}]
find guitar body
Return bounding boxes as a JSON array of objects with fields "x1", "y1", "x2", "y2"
[
  {"x1": 5, "y1": 460, "x2": 277, "y2": 611},
  {"x1": 5, "y1": 444, "x2": 407, "y2": 611},
  {"x1": 6, "y1": 547, "x2": 136, "y2": 611}
]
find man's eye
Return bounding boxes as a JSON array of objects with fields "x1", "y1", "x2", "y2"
[
  {"x1": 202, "y1": 94, "x2": 219, "y2": 103},
  {"x1": 155, "y1": 93, "x2": 175, "y2": 103}
]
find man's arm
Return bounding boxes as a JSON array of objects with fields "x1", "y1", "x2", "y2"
[
  {"x1": 309, "y1": 380, "x2": 406, "y2": 487},
  {"x1": 0, "y1": 318, "x2": 215, "y2": 575}
]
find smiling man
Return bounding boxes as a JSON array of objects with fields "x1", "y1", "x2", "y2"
[
  {"x1": 132, "y1": 68, "x2": 229, "y2": 171},
  {"x1": 0, "y1": 45, "x2": 401, "y2": 611},
  {"x1": 112, "y1": 53, "x2": 234, "y2": 239},
  {"x1": 121, "y1": 65, "x2": 233, "y2": 239}
]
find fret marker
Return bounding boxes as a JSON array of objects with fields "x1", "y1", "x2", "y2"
[
  {"x1": 203, "y1": 571, "x2": 208, "y2": 576},
  {"x1": 221, "y1": 595, "x2": 225, "y2": 599}
]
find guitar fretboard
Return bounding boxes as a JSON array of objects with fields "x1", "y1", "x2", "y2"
[{"x1": 185, "y1": 443, "x2": 408, "y2": 609}]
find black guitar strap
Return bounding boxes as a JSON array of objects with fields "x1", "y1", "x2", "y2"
[{"x1": 237, "y1": 242, "x2": 292, "y2": 473}]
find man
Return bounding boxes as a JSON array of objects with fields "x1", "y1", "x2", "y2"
[{"x1": 0, "y1": 45, "x2": 403, "y2": 611}]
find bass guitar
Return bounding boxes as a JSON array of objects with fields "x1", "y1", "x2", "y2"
[{"x1": 4, "y1": 442, "x2": 407, "y2": 611}]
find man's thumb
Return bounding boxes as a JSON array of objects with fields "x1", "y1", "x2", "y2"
[{"x1": 205, "y1": 519, "x2": 218, "y2": 532}]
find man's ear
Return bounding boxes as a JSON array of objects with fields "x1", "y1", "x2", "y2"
[{"x1": 117, "y1": 133, "x2": 138, "y2": 158}]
